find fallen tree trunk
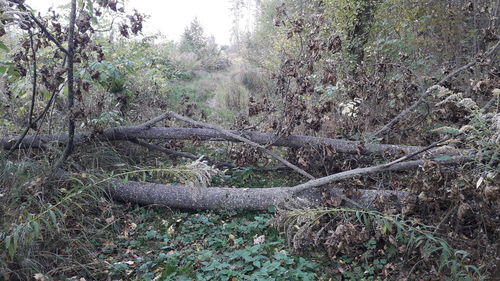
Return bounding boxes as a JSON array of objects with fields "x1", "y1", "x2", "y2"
[
  {"x1": 108, "y1": 155, "x2": 469, "y2": 211},
  {"x1": 1, "y1": 127, "x2": 464, "y2": 156},
  {"x1": 109, "y1": 181, "x2": 408, "y2": 211}
]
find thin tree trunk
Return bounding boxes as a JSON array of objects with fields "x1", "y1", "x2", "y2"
[{"x1": 53, "y1": 0, "x2": 77, "y2": 170}]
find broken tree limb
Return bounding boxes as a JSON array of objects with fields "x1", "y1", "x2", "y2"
[
  {"x1": 289, "y1": 138, "x2": 462, "y2": 208},
  {"x1": 108, "y1": 181, "x2": 408, "y2": 211},
  {"x1": 2, "y1": 127, "x2": 467, "y2": 157},
  {"x1": 290, "y1": 156, "x2": 471, "y2": 194},
  {"x1": 165, "y1": 111, "x2": 316, "y2": 179},
  {"x1": 128, "y1": 138, "x2": 236, "y2": 168}
]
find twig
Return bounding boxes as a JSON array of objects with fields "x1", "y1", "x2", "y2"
[
  {"x1": 165, "y1": 111, "x2": 316, "y2": 179},
  {"x1": 31, "y1": 86, "x2": 60, "y2": 125},
  {"x1": 433, "y1": 206, "x2": 457, "y2": 234},
  {"x1": 128, "y1": 138, "x2": 236, "y2": 168},
  {"x1": 138, "y1": 113, "x2": 169, "y2": 129},
  {"x1": 373, "y1": 39, "x2": 500, "y2": 137},
  {"x1": 128, "y1": 138, "x2": 199, "y2": 161},
  {"x1": 381, "y1": 136, "x2": 451, "y2": 168}
]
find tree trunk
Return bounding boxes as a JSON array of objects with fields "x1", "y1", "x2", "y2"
[
  {"x1": 1, "y1": 127, "x2": 464, "y2": 156},
  {"x1": 109, "y1": 181, "x2": 408, "y2": 211}
]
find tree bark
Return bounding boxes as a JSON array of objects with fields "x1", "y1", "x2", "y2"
[
  {"x1": 1, "y1": 127, "x2": 465, "y2": 157},
  {"x1": 52, "y1": 0, "x2": 77, "y2": 170},
  {"x1": 108, "y1": 181, "x2": 408, "y2": 211}
]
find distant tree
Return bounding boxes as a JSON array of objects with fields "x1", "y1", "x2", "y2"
[
  {"x1": 180, "y1": 18, "x2": 207, "y2": 53},
  {"x1": 179, "y1": 18, "x2": 231, "y2": 72}
]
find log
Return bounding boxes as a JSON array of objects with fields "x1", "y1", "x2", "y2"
[
  {"x1": 108, "y1": 155, "x2": 468, "y2": 211},
  {"x1": 109, "y1": 181, "x2": 408, "y2": 211},
  {"x1": 1, "y1": 127, "x2": 463, "y2": 156}
]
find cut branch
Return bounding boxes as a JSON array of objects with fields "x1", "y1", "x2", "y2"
[
  {"x1": 109, "y1": 141, "x2": 469, "y2": 211},
  {"x1": 290, "y1": 156, "x2": 470, "y2": 194}
]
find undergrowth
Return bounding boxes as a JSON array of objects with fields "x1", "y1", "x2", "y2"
[
  {"x1": 275, "y1": 208, "x2": 485, "y2": 280},
  {"x1": 0, "y1": 152, "x2": 324, "y2": 280}
]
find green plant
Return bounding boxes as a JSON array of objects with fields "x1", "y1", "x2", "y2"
[
  {"x1": 129, "y1": 211, "x2": 322, "y2": 280},
  {"x1": 277, "y1": 208, "x2": 484, "y2": 280}
]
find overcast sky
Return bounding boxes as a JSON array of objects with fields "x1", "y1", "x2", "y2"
[{"x1": 26, "y1": 0, "x2": 236, "y2": 45}]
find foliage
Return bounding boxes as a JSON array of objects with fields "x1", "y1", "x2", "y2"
[
  {"x1": 113, "y1": 210, "x2": 321, "y2": 280},
  {"x1": 0, "y1": 156, "x2": 326, "y2": 279},
  {"x1": 275, "y1": 208, "x2": 484, "y2": 280},
  {"x1": 0, "y1": 0, "x2": 499, "y2": 280},
  {"x1": 180, "y1": 18, "x2": 209, "y2": 54},
  {"x1": 180, "y1": 18, "x2": 231, "y2": 72}
]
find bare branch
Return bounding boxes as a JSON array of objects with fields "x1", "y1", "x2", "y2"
[
  {"x1": 290, "y1": 156, "x2": 470, "y2": 194},
  {"x1": 165, "y1": 111, "x2": 316, "y2": 180},
  {"x1": 128, "y1": 138, "x2": 199, "y2": 160}
]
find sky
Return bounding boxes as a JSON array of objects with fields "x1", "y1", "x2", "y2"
[{"x1": 26, "y1": 0, "x2": 236, "y2": 45}]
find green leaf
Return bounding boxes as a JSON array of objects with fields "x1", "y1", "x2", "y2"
[
  {"x1": 49, "y1": 210, "x2": 57, "y2": 227},
  {"x1": 436, "y1": 127, "x2": 460, "y2": 135},
  {"x1": 31, "y1": 221, "x2": 41, "y2": 239},
  {"x1": 435, "y1": 155, "x2": 452, "y2": 161},
  {"x1": 266, "y1": 205, "x2": 276, "y2": 213},
  {"x1": 4, "y1": 235, "x2": 11, "y2": 250},
  {"x1": 0, "y1": 41, "x2": 9, "y2": 51}
]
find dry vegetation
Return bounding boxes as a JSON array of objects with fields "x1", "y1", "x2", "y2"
[{"x1": 0, "y1": 0, "x2": 499, "y2": 280}]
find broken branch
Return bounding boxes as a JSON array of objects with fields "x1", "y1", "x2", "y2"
[{"x1": 165, "y1": 111, "x2": 316, "y2": 180}]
